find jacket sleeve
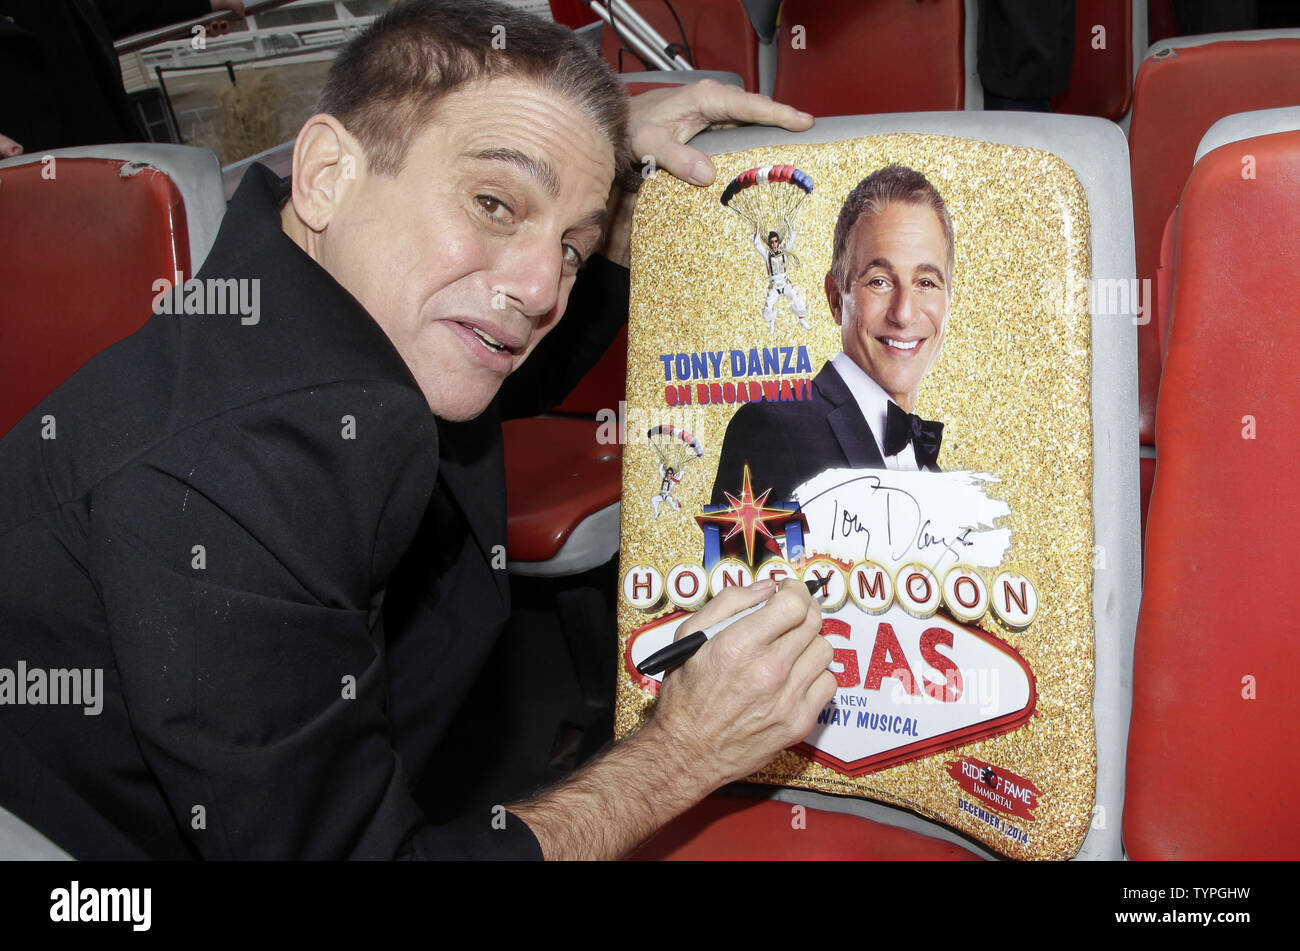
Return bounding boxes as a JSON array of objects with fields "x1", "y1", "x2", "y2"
[
  {"x1": 86, "y1": 380, "x2": 540, "y2": 859},
  {"x1": 497, "y1": 254, "x2": 629, "y2": 420}
]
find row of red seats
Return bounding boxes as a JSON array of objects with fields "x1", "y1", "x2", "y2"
[{"x1": 560, "y1": 1, "x2": 1138, "y2": 118}]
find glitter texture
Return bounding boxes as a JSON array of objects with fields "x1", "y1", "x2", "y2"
[{"x1": 614, "y1": 135, "x2": 1094, "y2": 860}]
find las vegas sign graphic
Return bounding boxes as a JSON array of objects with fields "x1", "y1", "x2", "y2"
[{"x1": 624, "y1": 465, "x2": 1038, "y2": 776}]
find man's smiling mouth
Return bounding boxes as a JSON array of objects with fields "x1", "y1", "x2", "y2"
[
  {"x1": 882, "y1": 337, "x2": 922, "y2": 352},
  {"x1": 471, "y1": 326, "x2": 507, "y2": 352}
]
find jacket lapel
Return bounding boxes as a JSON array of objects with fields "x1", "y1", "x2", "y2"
[{"x1": 817, "y1": 362, "x2": 886, "y2": 469}]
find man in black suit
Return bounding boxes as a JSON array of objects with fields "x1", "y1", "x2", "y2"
[
  {"x1": 712, "y1": 165, "x2": 953, "y2": 506},
  {"x1": 0, "y1": 0, "x2": 835, "y2": 859}
]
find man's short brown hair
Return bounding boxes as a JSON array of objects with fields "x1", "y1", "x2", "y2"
[
  {"x1": 831, "y1": 164, "x2": 955, "y2": 288},
  {"x1": 318, "y1": 0, "x2": 629, "y2": 178}
]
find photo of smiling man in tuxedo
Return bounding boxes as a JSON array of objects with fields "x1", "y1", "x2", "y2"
[{"x1": 712, "y1": 164, "x2": 954, "y2": 507}]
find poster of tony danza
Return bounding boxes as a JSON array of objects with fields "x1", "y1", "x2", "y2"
[{"x1": 615, "y1": 134, "x2": 1096, "y2": 860}]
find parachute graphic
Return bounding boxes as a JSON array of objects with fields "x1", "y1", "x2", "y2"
[
  {"x1": 720, "y1": 165, "x2": 815, "y2": 233},
  {"x1": 647, "y1": 424, "x2": 704, "y2": 474}
]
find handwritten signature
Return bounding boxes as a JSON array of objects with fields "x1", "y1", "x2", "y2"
[{"x1": 814, "y1": 475, "x2": 975, "y2": 568}]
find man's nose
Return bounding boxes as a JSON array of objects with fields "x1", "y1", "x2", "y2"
[
  {"x1": 497, "y1": 232, "x2": 563, "y2": 319},
  {"x1": 888, "y1": 286, "x2": 917, "y2": 325}
]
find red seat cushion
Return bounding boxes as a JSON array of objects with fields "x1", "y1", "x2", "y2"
[
  {"x1": 1128, "y1": 37, "x2": 1300, "y2": 446},
  {"x1": 632, "y1": 795, "x2": 983, "y2": 860},
  {"x1": 0, "y1": 157, "x2": 190, "y2": 437},
  {"x1": 503, "y1": 417, "x2": 623, "y2": 563},
  {"x1": 1051, "y1": 0, "x2": 1134, "y2": 119},
  {"x1": 600, "y1": 0, "x2": 758, "y2": 92},
  {"x1": 773, "y1": 0, "x2": 965, "y2": 116},
  {"x1": 1124, "y1": 131, "x2": 1300, "y2": 859}
]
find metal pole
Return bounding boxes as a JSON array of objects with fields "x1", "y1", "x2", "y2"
[
  {"x1": 154, "y1": 66, "x2": 184, "y2": 144},
  {"x1": 606, "y1": 0, "x2": 692, "y2": 70},
  {"x1": 585, "y1": 1, "x2": 678, "y2": 71}
]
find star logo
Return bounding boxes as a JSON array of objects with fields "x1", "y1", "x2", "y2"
[{"x1": 695, "y1": 464, "x2": 798, "y2": 566}]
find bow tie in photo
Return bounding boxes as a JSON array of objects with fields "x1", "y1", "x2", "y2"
[{"x1": 884, "y1": 400, "x2": 944, "y2": 468}]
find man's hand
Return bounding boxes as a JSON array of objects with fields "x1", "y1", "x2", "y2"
[
  {"x1": 0, "y1": 133, "x2": 23, "y2": 158},
  {"x1": 651, "y1": 578, "x2": 836, "y2": 788},
  {"x1": 628, "y1": 79, "x2": 814, "y2": 186},
  {"x1": 598, "y1": 80, "x2": 812, "y2": 261},
  {"x1": 508, "y1": 578, "x2": 835, "y2": 859}
]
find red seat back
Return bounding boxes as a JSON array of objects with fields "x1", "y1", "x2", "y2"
[
  {"x1": 599, "y1": 0, "x2": 759, "y2": 91},
  {"x1": 1128, "y1": 37, "x2": 1300, "y2": 447},
  {"x1": 0, "y1": 157, "x2": 191, "y2": 437},
  {"x1": 1124, "y1": 130, "x2": 1300, "y2": 859},
  {"x1": 1051, "y1": 0, "x2": 1134, "y2": 119},
  {"x1": 548, "y1": 0, "x2": 598, "y2": 29},
  {"x1": 773, "y1": 0, "x2": 965, "y2": 115}
]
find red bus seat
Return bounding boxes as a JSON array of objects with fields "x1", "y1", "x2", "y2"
[
  {"x1": 773, "y1": 0, "x2": 966, "y2": 116},
  {"x1": 1124, "y1": 129, "x2": 1300, "y2": 859},
  {"x1": 0, "y1": 145, "x2": 223, "y2": 437},
  {"x1": 1051, "y1": 0, "x2": 1137, "y2": 119},
  {"x1": 1128, "y1": 31, "x2": 1300, "y2": 452},
  {"x1": 504, "y1": 322, "x2": 626, "y2": 576},
  {"x1": 504, "y1": 418, "x2": 622, "y2": 573}
]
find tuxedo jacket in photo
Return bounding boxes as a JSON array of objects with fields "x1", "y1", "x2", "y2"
[{"x1": 710, "y1": 360, "x2": 941, "y2": 508}]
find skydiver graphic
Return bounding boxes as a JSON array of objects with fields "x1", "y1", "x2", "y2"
[
  {"x1": 650, "y1": 464, "x2": 682, "y2": 517},
  {"x1": 753, "y1": 216, "x2": 810, "y2": 334}
]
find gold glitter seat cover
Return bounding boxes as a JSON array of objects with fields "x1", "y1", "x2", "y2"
[{"x1": 615, "y1": 135, "x2": 1095, "y2": 861}]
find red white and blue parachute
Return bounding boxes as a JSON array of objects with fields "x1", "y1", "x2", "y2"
[
  {"x1": 647, "y1": 424, "x2": 704, "y2": 472},
  {"x1": 720, "y1": 165, "x2": 815, "y2": 228}
]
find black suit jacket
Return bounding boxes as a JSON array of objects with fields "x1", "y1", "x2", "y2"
[
  {"x1": 0, "y1": 163, "x2": 627, "y2": 859},
  {"x1": 710, "y1": 360, "x2": 939, "y2": 507}
]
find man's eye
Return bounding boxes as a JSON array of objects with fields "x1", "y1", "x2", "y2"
[
  {"x1": 562, "y1": 244, "x2": 585, "y2": 270},
  {"x1": 476, "y1": 195, "x2": 511, "y2": 221}
]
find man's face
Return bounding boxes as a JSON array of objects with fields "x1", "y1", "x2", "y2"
[
  {"x1": 826, "y1": 201, "x2": 950, "y2": 413},
  {"x1": 315, "y1": 77, "x2": 615, "y2": 421},
  {"x1": 768, "y1": 235, "x2": 780, "y2": 251}
]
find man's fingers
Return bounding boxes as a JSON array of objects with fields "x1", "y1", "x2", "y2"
[
  {"x1": 768, "y1": 590, "x2": 827, "y2": 669},
  {"x1": 694, "y1": 80, "x2": 815, "y2": 133},
  {"x1": 640, "y1": 127, "x2": 716, "y2": 185},
  {"x1": 627, "y1": 80, "x2": 814, "y2": 188},
  {"x1": 787, "y1": 626, "x2": 836, "y2": 697},
  {"x1": 805, "y1": 669, "x2": 839, "y2": 718},
  {"x1": 0, "y1": 134, "x2": 23, "y2": 157},
  {"x1": 705, "y1": 576, "x2": 813, "y2": 652},
  {"x1": 673, "y1": 578, "x2": 775, "y2": 641}
]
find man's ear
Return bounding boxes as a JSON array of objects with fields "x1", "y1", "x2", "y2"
[
  {"x1": 289, "y1": 114, "x2": 364, "y2": 233},
  {"x1": 825, "y1": 271, "x2": 844, "y2": 326}
]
